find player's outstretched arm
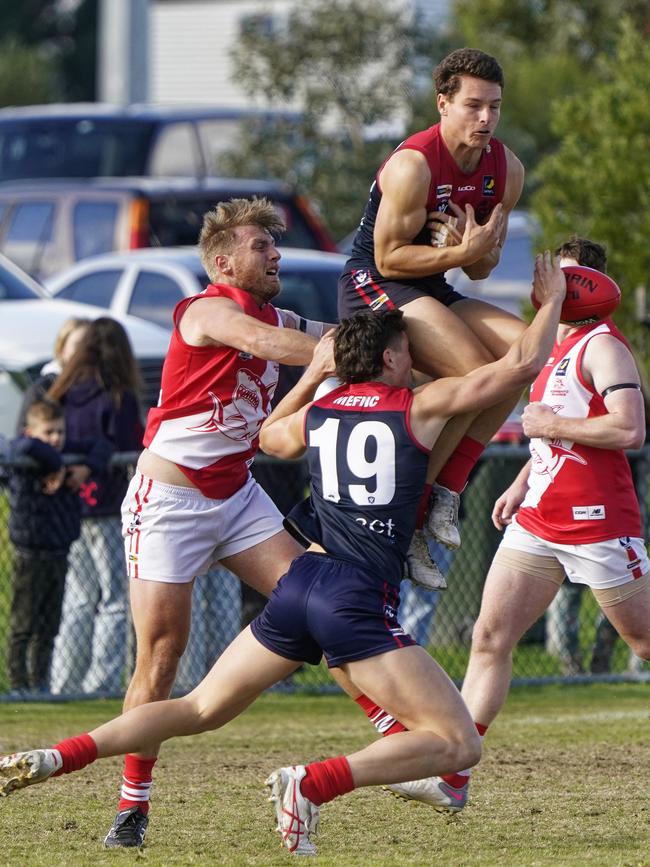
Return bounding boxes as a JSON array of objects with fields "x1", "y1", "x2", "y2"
[
  {"x1": 522, "y1": 335, "x2": 645, "y2": 450},
  {"x1": 181, "y1": 296, "x2": 318, "y2": 365},
  {"x1": 277, "y1": 308, "x2": 336, "y2": 338},
  {"x1": 260, "y1": 332, "x2": 336, "y2": 459}
]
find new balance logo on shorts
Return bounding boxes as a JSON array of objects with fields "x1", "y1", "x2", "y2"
[{"x1": 572, "y1": 505, "x2": 606, "y2": 520}]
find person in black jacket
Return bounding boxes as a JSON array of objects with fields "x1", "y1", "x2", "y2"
[{"x1": 7, "y1": 400, "x2": 111, "y2": 694}]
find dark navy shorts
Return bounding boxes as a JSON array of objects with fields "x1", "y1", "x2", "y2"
[
  {"x1": 250, "y1": 552, "x2": 415, "y2": 668},
  {"x1": 338, "y1": 264, "x2": 465, "y2": 318}
]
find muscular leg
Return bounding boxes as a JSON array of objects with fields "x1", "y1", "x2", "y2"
[
  {"x1": 339, "y1": 645, "x2": 481, "y2": 785},
  {"x1": 400, "y1": 296, "x2": 525, "y2": 480},
  {"x1": 89, "y1": 628, "x2": 299, "y2": 757},
  {"x1": 594, "y1": 576, "x2": 650, "y2": 661},
  {"x1": 461, "y1": 560, "x2": 560, "y2": 726},
  {"x1": 220, "y1": 529, "x2": 304, "y2": 597},
  {"x1": 124, "y1": 580, "x2": 194, "y2": 717}
]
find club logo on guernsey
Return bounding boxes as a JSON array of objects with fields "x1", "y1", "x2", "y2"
[
  {"x1": 436, "y1": 184, "x2": 452, "y2": 198},
  {"x1": 333, "y1": 394, "x2": 380, "y2": 408},
  {"x1": 531, "y1": 438, "x2": 587, "y2": 481},
  {"x1": 483, "y1": 175, "x2": 496, "y2": 196}
]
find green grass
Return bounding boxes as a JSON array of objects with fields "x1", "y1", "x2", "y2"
[{"x1": 1, "y1": 685, "x2": 649, "y2": 865}]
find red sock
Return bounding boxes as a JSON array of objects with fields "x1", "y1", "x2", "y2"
[
  {"x1": 441, "y1": 721, "x2": 488, "y2": 788},
  {"x1": 415, "y1": 483, "x2": 433, "y2": 529},
  {"x1": 300, "y1": 756, "x2": 354, "y2": 806},
  {"x1": 355, "y1": 694, "x2": 406, "y2": 736},
  {"x1": 52, "y1": 733, "x2": 98, "y2": 776},
  {"x1": 118, "y1": 754, "x2": 157, "y2": 815},
  {"x1": 436, "y1": 437, "x2": 484, "y2": 493}
]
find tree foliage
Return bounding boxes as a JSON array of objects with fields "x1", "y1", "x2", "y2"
[
  {"x1": 0, "y1": 38, "x2": 59, "y2": 107},
  {"x1": 223, "y1": 0, "x2": 445, "y2": 240},
  {"x1": 0, "y1": 0, "x2": 96, "y2": 106},
  {"x1": 532, "y1": 19, "x2": 650, "y2": 371},
  {"x1": 450, "y1": 0, "x2": 650, "y2": 199}
]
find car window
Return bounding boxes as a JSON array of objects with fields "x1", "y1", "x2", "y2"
[
  {"x1": 0, "y1": 261, "x2": 42, "y2": 299},
  {"x1": 149, "y1": 123, "x2": 202, "y2": 177},
  {"x1": 128, "y1": 270, "x2": 185, "y2": 328},
  {"x1": 196, "y1": 119, "x2": 242, "y2": 174},
  {"x1": 0, "y1": 120, "x2": 155, "y2": 180},
  {"x1": 147, "y1": 194, "x2": 322, "y2": 250},
  {"x1": 55, "y1": 270, "x2": 122, "y2": 308},
  {"x1": 275, "y1": 267, "x2": 340, "y2": 323},
  {"x1": 73, "y1": 201, "x2": 119, "y2": 261},
  {"x1": 5, "y1": 202, "x2": 55, "y2": 242}
]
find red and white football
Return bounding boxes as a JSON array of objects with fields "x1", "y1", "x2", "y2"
[{"x1": 531, "y1": 265, "x2": 621, "y2": 322}]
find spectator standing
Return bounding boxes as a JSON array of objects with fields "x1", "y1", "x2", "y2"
[
  {"x1": 16, "y1": 317, "x2": 90, "y2": 434},
  {"x1": 48, "y1": 318, "x2": 144, "y2": 695},
  {"x1": 6, "y1": 400, "x2": 111, "y2": 694}
]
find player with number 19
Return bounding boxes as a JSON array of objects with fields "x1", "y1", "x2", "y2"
[{"x1": 0, "y1": 252, "x2": 565, "y2": 857}]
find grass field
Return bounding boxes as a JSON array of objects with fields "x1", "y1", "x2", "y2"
[{"x1": 1, "y1": 684, "x2": 649, "y2": 866}]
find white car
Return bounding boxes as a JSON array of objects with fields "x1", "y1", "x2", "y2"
[
  {"x1": 0, "y1": 254, "x2": 171, "y2": 437},
  {"x1": 46, "y1": 246, "x2": 346, "y2": 329}
]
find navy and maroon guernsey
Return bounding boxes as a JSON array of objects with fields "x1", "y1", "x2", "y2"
[
  {"x1": 346, "y1": 123, "x2": 506, "y2": 293},
  {"x1": 287, "y1": 381, "x2": 430, "y2": 584}
]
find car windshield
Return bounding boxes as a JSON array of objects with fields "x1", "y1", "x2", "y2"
[
  {"x1": 275, "y1": 266, "x2": 340, "y2": 323},
  {"x1": 0, "y1": 262, "x2": 41, "y2": 299},
  {"x1": 148, "y1": 196, "x2": 319, "y2": 250},
  {"x1": 0, "y1": 119, "x2": 155, "y2": 180}
]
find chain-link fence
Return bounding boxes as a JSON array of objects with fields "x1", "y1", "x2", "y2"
[{"x1": 1, "y1": 446, "x2": 648, "y2": 701}]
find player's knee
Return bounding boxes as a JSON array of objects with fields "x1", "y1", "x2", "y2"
[
  {"x1": 625, "y1": 634, "x2": 650, "y2": 660},
  {"x1": 133, "y1": 637, "x2": 184, "y2": 692},
  {"x1": 454, "y1": 730, "x2": 482, "y2": 771},
  {"x1": 470, "y1": 618, "x2": 513, "y2": 657}
]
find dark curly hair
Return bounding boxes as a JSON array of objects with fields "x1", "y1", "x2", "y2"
[
  {"x1": 434, "y1": 48, "x2": 504, "y2": 98},
  {"x1": 555, "y1": 236, "x2": 607, "y2": 272},
  {"x1": 334, "y1": 310, "x2": 407, "y2": 384}
]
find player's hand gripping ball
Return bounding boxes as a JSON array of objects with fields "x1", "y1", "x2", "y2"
[
  {"x1": 431, "y1": 216, "x2": 459, "y2": 248},
  {"x1": 531, "y1": 264, "x2": 621, "y2": 323}
]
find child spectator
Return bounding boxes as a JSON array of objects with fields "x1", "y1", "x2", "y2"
[{"x1": 6, "y1": 400, "x2": 111, "y2": 694}]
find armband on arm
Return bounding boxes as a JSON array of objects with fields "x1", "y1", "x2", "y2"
[{"x1": 601, "y1": 383, "x2": 641, "y2": 398}]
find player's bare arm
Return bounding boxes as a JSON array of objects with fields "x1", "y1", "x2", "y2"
[
  {"x1": 277, "y1": 308, "x2": 336, "y2": 338},
  {"x1": 260, "y1": 333, "x2": 336, "y2": 459},
  {"x1": 180, "y1": 295, "x2": 318, "y2": 365},
  {"x1": 409, "y1": 251, "x2": 564, "y2": 437},
  {"x1": 491, "y1": 459, "x2": 531, "y2": 530},
  {"x1": 374, "y1": 150, "x2": 498, "y2": 279},
  {"x1": 522, "y1": 334, "x2": 645, "y2": 449}
]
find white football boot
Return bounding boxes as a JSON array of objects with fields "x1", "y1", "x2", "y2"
[
  {"x1": 266, "y1": 765, "x2": 320, "y2": 855},
  {"x1": 0, "y1": 749, "x2": 62, "y2": 797}
]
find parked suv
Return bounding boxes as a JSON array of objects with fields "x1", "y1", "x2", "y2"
[
  {"x1": 0, "y1": 176, "x2": 336, "y2": 281},
  {"x1": 0, "y1": 103, "x2": 298, "y2": 182}
]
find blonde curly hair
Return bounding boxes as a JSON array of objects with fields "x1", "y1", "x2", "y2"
[{"x1": 199, "y1": 197, "x2": 285, "y2": 283}]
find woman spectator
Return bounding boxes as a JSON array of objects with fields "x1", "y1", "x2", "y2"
[
  {"x1": 16, "y1": 317, "x2": 90, "y2": 434},
  {"x1": 48, "y1": 317, "x2": 144, "y2": 695}
]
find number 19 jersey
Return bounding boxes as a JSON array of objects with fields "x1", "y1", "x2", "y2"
[{"x1": 292, "y1": 381, "x2": 430, "y2": 585}]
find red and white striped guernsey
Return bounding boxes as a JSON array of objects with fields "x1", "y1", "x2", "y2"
[
  {"x1": 143, "y1": 283, "x2": 281, "y2": 499},
  {"x1": 515, "y1": 320, "x2": 642, "y2": 544}
]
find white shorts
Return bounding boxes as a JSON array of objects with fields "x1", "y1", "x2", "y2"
[
  {"x1": 122, "y1": 473, "x2": 284, "y2": 583},
  {"x1": 501, "y1": 521, "x2": 650, "y2": 591}
]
